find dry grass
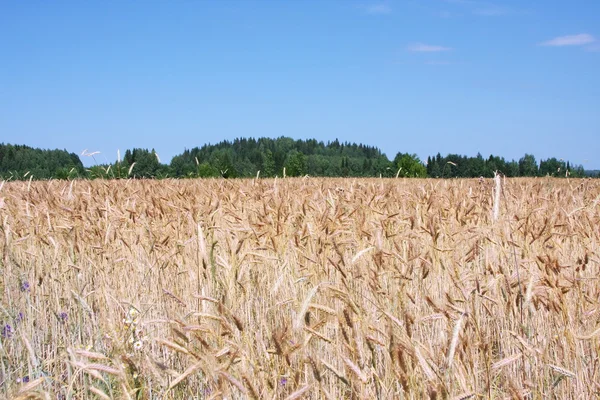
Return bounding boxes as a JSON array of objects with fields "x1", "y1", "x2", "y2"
[{"x1": 0, "y1": 177, "x2": 599, "y2": 399}]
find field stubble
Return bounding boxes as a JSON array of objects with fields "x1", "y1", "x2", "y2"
[{"x1": 0, "y1": 177, "x2": 599, "y2": 399}]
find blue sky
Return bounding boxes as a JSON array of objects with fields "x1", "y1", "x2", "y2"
[{"x1": 1, "y1": 1, "x2": 599, "y2": 168}]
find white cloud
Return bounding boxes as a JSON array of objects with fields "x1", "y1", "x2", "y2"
[
  {"x1": 407, "y1": 43, "x2": 452, "y2": 52},
  {"x1": 541, "y1": 34, "x2": 595, "y2": 47},
  {"x1": 365, "y1": 4, "x2": 392, "y2": 15}
]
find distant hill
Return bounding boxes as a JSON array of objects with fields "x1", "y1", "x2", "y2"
[{"x1": 169, "y1": 137, "x2": 392, "y2": 178}]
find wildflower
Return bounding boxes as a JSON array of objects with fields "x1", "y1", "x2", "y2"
[
  {"x1": 1, "y1": 324, "x2": 13, "y2": 338},
  {"x1": 127, "y1": 308, "x2": 140, "y2": 320},
  {"x1": 16, "y1": 376, "x2": 30, "y2": 383},
  {"x1": 20, "y1": 281, "x2": 30, "y2": 293},
  {"x1": 124, "y1": 308, "x2": 139, "y2": 327},
  {"x1": 15, "y1": 312, "x2": 24, "y2": 323},
  {"x1": 279, "y1": 377, "x2": 288, "y2": 386},
  {"x1": 58, "y1": 312, "x2": 68, "y2": 322},
  {"x1": 133, "y1": 340, "x2": 143, "y2": 351}
]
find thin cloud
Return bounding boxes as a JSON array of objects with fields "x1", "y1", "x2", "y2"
[
  {"x1": 425, "y1": 60, "x2": 452, "y2": 65},
  {"x1": 443, "y1": 0, "x2": 477, "y2": 4},
  {"x1": 540, "y1": 34, "x2": 595, "y2": 47},
  {"x1": 444, "y1": 0, "x2": 512, "y2": 17},
  {"x1": 365, "y1": 3, "x2": 392, "y2": 15},
  {"x1": 407, "y1": 43, "x2": 452, "y2": 52},
  {"x1": 438, "y1": 10, "x2": 461, "y2": 18},
  {"x1": 585, "y1": 43, "x2": 600, "y2": 52},
  {"x1": 474, "y1": 6, "x2": 508, "y2": 16}
]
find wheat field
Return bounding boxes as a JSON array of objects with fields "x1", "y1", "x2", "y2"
[{"x1": 0, "y1": 177, "x2": 599, "y2": 399}]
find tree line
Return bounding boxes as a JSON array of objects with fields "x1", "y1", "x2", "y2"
[
  {"x1": 0, "y1": 143, "x2": 85, "y2": 180},
  {"x1": 425, "y1": 152, "x2": 586, "y2": 178},
  {"x1": 0, "y1": 139, "x2": 591, "y2": 181}
]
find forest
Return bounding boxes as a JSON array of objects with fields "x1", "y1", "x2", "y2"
[
  {"x1": 0, "y1": 138, "x2": 590, "y2": 180},
  {"x1": 0, "y1": 144, "x2": 85, "y2": 180}
]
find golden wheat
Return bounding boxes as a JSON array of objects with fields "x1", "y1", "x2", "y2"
[{"x1": 0, "y1": 177, "x2": 598, "y2": 398}]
